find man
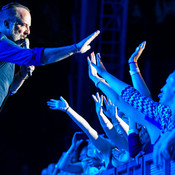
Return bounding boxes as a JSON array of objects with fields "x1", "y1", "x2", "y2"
[{"x1": 0, "y1": 2, "x2": 100, "y2": 110}]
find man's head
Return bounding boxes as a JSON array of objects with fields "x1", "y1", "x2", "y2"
[
  {"x1": 158, "y1": 71, "x2": 175, "y2": 107},
  {"x1": 0, "y1": 2, "x2": 31, "y2": 45}
]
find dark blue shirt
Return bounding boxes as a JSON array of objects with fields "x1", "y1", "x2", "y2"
[{"x1": 0, "y1": 33, "x2": 44, "y2": 109}]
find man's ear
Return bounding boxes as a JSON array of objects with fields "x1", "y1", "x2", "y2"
[{"x1": 4, "y1": 20, "x2": 10, "y2": 29}]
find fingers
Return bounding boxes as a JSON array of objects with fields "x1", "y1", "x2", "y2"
[
  {"x1": 92, "y1": 95, "x2": 98, "y2": 103},
  {"x1": 103, "y1": 96, "x2": 108, "y2": 107},
  {"x1": 100, "y1": 94, "x2": 103, "y2": 106},
  {"x1": 85, "y1": 30, "x2": 100, "y2": 44},
  {"x1": 92, "y1": 94, "x2": 98, "y2": 102},
  {"x1": 96, "y1": 92, "x2": 100, "y2": 101},
  {"x1": 74, "y1": 131, "x2": 83, "y2": 135},
  {"x1": 60, "y1": 96, "x2": 66, "y2": 103},
  {"x1": 90, "y1": 52, "x2": 96, "y2": 64},
  {"x1": 141, "y1": 41, "x2": 146, "y2": 49}
]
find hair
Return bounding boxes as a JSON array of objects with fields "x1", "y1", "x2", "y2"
[{"x1": 0, "y1": 2, "x2": 30, "y2": 26}]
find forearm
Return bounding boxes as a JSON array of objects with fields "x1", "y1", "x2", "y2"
[
  {"x1": 66, "y1": 107, "x2": 98, "y2": 140},
  {"x1": 96, "y1": 81, "x2": 148, "y2": 127},
  {"x1": 9, "y1": 72, "x2": 29, "y2": 95},
  {"x1": 97, "y1": 113, "x2": 126, "y2": 149},
  {"x1": 129, "y1": 62, "x2": 151, "y2": 97},
  {"x1": 113, "y1": 115, "x2": 129, "y2": 137},
  {"x1": 98, "y1": 112, "x2": 113, "y2": 130},
  {"x1": 58, "y1": 150, "x2": 83, "y2": 173},
  {"x1": 41, "y1": 45, "x2": 77, "y2": 65},
  {"x1": 100, "y1": 71, "x2": 129, "y2": 95}
]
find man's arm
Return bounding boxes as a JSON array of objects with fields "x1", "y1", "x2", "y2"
[
  {"x1": 9, "y1": 65, "x2": 35, "y2": 95},
  {"x1": 41, "y1": 30, "x2": 100, "y2": 65}
]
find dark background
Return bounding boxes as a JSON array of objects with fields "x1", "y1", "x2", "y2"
[{"x1": 1, "y1": 0, "x2": 175, "y2": 175}]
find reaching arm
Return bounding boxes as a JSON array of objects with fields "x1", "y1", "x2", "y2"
[
  {"x1": 87, "y1": 54, "x2": 161, "y2": 144},
  {"x1": 102, "y1": 95, "x2": 129, "y2": 140},
  {"x1": 128, "y1": 41, "x2": 151, "y2": 97},
  {"x1": 57, "y1": 132, "x2": 84, "y2": 173},
  {"x1": 47, "y1": 96, "x2": 113, "y2": 165},
  {"x1": 41, "y1": 30, "x2": 100, "y2": 65},
  {"x1": 92, "y1": 92, "x2": 128, "y2": 151}
]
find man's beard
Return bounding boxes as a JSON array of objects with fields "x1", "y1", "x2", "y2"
[{"x1": 12, "y1": 28, "x2": 23, "y2": 46}]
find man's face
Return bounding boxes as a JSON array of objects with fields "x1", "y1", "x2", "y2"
[
  {"x1": 10, "y1": 7, "x2": 31, "y2": 45},
  {"x1": 158, "y1": 72, "x2": 175, "y2": 106}
]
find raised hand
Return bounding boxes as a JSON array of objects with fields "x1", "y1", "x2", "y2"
[
  {"x1": 128, "y1": 41, "x2": 146, "y2": 64},
  {"x1": 92, "y1": 92, "x2": 103, "y2": 117},
  {"x1": 84, "y1": 156, "x2": 102, "y2": 167},
  {"x1": 71, "y1": 131, "x2": 84, "y2": 149},
  {"x1": 47, "y1": 96, "x2": 69, "y2": 112},
  {"x1": 112, "y1": 148, "x2": 130, "y2": 163},
  {"x1": 89, "y1": 52, "x2": 107, "y2": 76},
  {"x1": 76, "y1": 30, "x2": 100, "y2": 53},
  {"x1": 87, "y1": 54, "x2": 101, "y2": 85},
  {"x1": 102, "y1": 96, "x2": 116, "y2": 121},
  {"x1": 20, "y1": 65, "x2": 35, "y2": 79}
]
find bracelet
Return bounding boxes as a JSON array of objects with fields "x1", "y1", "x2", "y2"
[
  {"x1": 128, "y1": 129, "x2": 138, "y2": 135},
  {"x1": 128, "y1": 61, "x2": 137, "y2": 65},
  {"x1": 74, "y1": 44, "x2": 79, "y2": 54},
  {"x1": 65, "y1": 106, "x2": 69, "y2": 112},
  {"x1": 129, "y1": 68, "x2": 140, "y2": 76},
  {"x1": 95, "y1": 78, "x2": 105, "y2": 87}
]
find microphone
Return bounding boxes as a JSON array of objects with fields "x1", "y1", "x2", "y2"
[
  {"x1": 23, "y1": 38, "x2": 32, "y2": 77},
  {"x1": 23, "y1": 38, "x2": 30, "y2": 49}
]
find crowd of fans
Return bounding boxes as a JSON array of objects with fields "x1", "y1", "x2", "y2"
[{"x1": 42, "y1": 41, "x2": 175, "y2": 174}]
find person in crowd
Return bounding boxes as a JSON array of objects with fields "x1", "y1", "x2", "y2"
[
  {"x1": 41, "y1": 132, "x2": 88, "y2": 175},
  {"x1": 42, "y1": 130, "x2": 106, "y2": 175},
  {"x1": 47, "y1": 96, "x2": 132, "y2": 170},
  {"x1": 153, "y1": 128, "x2": 175, "y2": 169},
  {"x1": 0, "y1": 2, "x2": 100, "y2": 110},
  {"x1": 127, "y1": 41, "x2": 160, "y2": 159},
  {"x1": 92, "y1": 92, "x2": 129, "y2": 149},
  {"x1": 87, "y1": 47, "x2": 174, "y2": 135},
  {"x1": 87, "y1": 44, "x2": 175, "y2": 168}
]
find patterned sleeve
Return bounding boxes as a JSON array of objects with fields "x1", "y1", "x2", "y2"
[{"x1": 121, "y1": 86, "x2": 173, "y2": 132}]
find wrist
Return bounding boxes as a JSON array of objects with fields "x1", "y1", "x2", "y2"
[
  {"x1": 129, "y1": 67, "x2": 140, "y2": 76},
  {"x1": 95, "y1": 78, "x2": 105, "y2": 88},
  {"x1": 73, "y1": 44, "x2": 79, "y2": 54},
  {"x1": 65, "y1": 106, "x2": 70, "y2": 113},
  {"x1": 128, "y1": 61, "x2": 137, "y2": 65},
  {"x1": 128, "y1": 129, "x2": 138, "y2": 135}
]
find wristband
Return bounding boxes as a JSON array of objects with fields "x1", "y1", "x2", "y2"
[
  {"x1": 95, "y1": 78, "x2": 105, "y2": 87},
  {"x1": 65, "y1": 106, "x2": 70, "y2": 112},
  {"x1": 129, "y1": 68, "x2": 140, "y2": 76},
  {"x1": 74, "y1": 44, "x2": 79, "y2": 54},
  {"x1": 128, "y1": 61, "x2": 137, "y2": 64},
  {"x1": 128, "y1": 129, "x2": 138, "y2": 135}
]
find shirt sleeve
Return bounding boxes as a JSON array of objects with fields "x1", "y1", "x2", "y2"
[
  {"x1": 0, "y1": 34, "x2": 44, "y2": 66},
  {"x1": 121, "y1": 86, "x2": 173, "y2": 132}
]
